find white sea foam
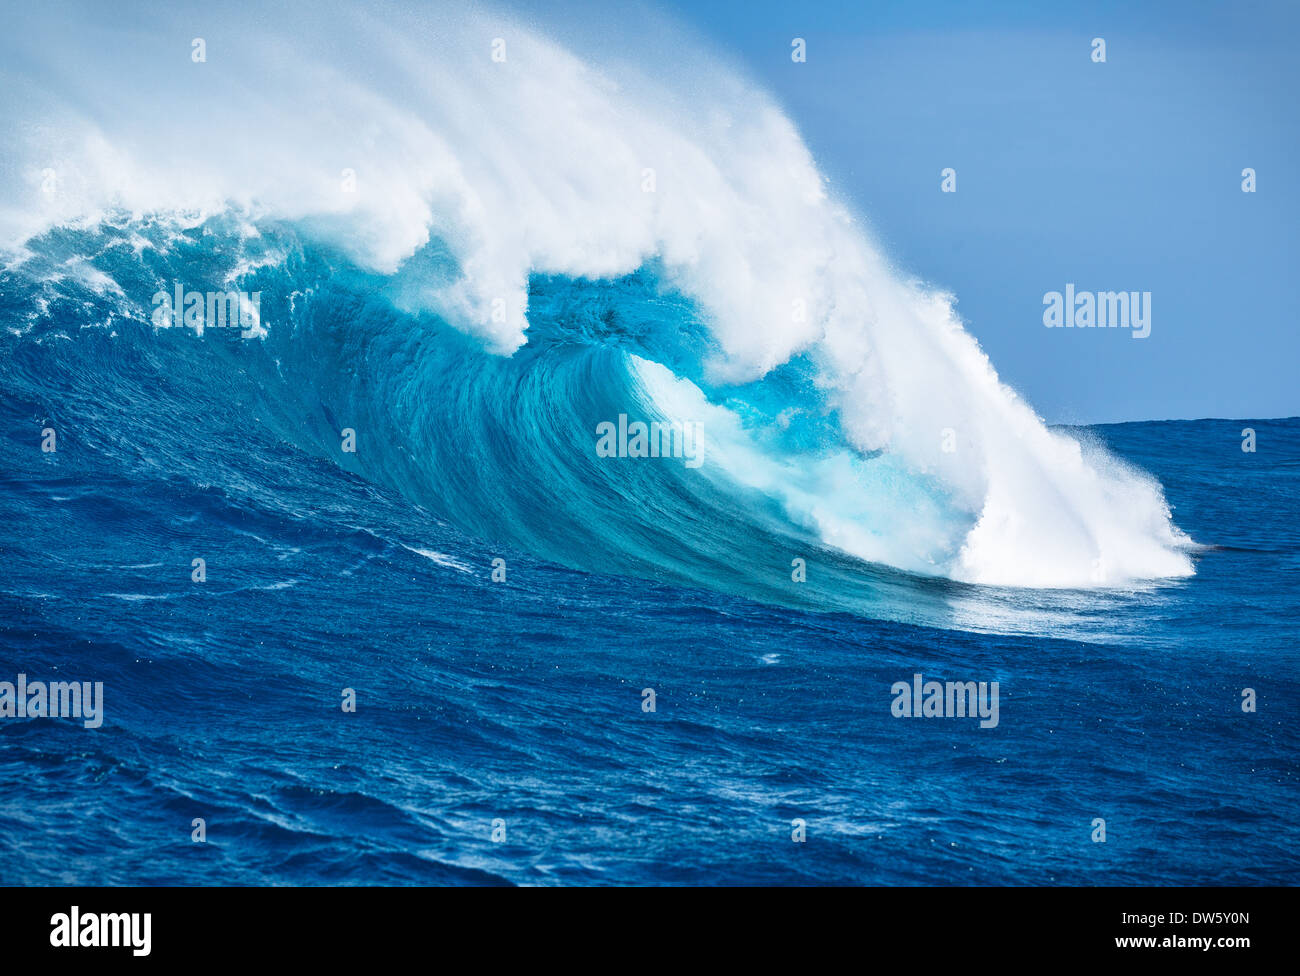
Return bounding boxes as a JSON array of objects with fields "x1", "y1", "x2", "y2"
[
  {"x1": 0, "y1": 0, "x2": 1195, "y2": 587},
  {"x1": 402, "y1": 545, "x2": 474, "y2": 575}
]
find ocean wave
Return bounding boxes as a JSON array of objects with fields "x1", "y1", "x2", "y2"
[{"x1": 0, "y1": 0, "x2": 1195, "y2": 605}]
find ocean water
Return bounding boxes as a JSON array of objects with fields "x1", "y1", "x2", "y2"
[
  {"x1": 0, "y1": 216, "x2": 1296, "y2": 886},
  {"x1": 0, "y1": 0, "x2": 1296, "y2": 887}
]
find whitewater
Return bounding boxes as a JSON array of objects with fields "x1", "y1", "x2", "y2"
[{"x1": 0, "y1": 0, "x2": 1195, "y2": 592}]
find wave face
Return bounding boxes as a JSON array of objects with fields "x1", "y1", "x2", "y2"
[{"x1": 0, "y1": 0, "x2": 1194, "y2": 611}]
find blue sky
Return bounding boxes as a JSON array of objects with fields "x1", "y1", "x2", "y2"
[{"x1": 562, "y1": 0, "x2": 1300, "y2": 423}]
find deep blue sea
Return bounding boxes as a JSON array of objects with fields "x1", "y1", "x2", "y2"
[{"x1": 1, "y1": 218, "x2": 1296, "y2": 886}]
